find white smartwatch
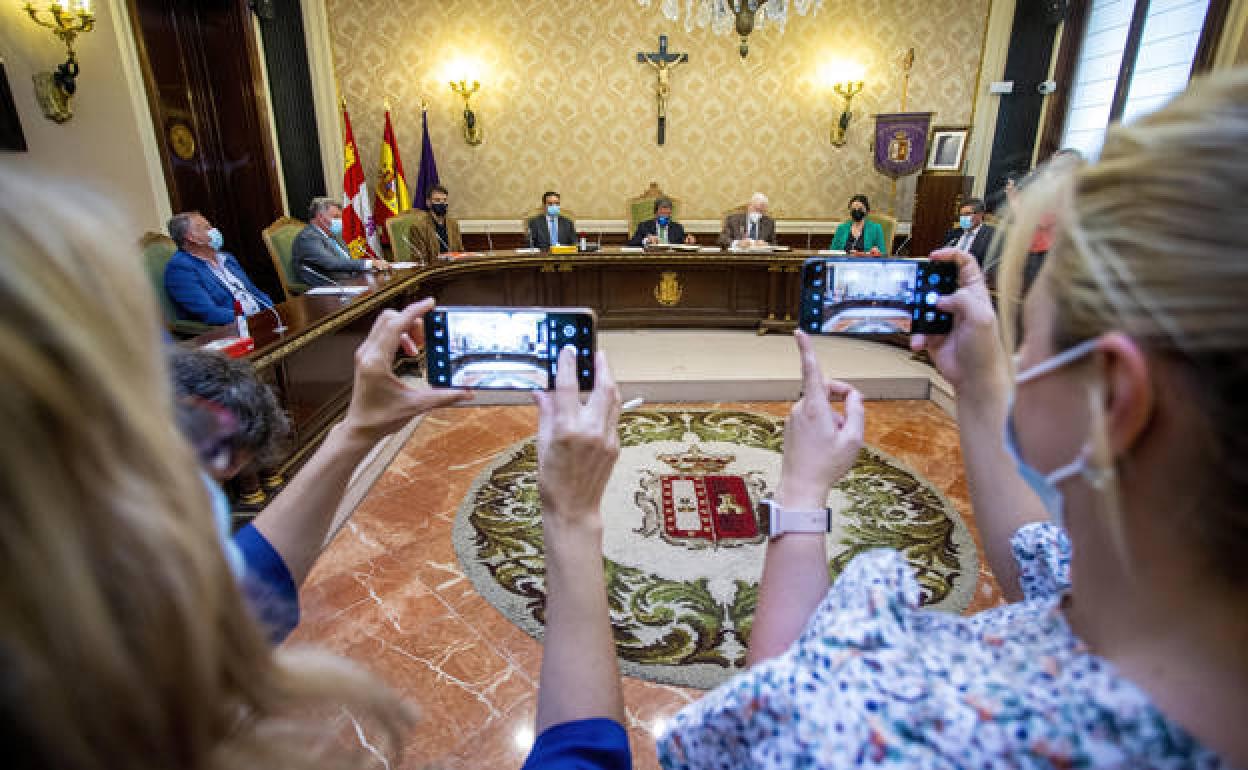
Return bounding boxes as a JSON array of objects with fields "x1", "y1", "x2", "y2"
[{"x1": 757, "y1": 498, "x2": 832, "y2": 539}]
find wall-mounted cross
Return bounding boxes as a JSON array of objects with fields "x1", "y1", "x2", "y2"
[{"x1": 636, "y1": 35, "x2": 688, "y2": 146}]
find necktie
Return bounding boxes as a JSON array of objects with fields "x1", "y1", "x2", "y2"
[
  {"x1": 658, "y1": 224, "x2": 668, "y2": 243},
  {"x1": 748, "y1": 219, "x2": 757, "y2": 240},
  {"x1": 957, "y1": 228, "x2": 973, "y2": 253},
  {"x1": 549, "y1": 217, "x2": 559, "y2": 246}
]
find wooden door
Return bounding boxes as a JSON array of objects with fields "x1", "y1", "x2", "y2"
[
  {"x1": 911, "y1": 174, "x2": 972, "y2": 259},
  {"x1": 127, "y1": 0, "x2": 284, "y2": 299}
]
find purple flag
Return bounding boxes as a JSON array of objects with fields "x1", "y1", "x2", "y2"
[
  {"x1": 413, "y1": 109, "x2": 440, "y2": 210},
  {"x1": 873, "y1": 112, "x2": 933, "y2": 179}
]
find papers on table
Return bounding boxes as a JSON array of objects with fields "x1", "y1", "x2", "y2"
[
  {"x1": 514, "y1": 247, "x2": 541, "y2": 254},
  {"x1": 698, "y1": 247, "x2": 723, "y2": 253},
  {"x1": 619, "y1": 246, "x2": 645, "y2": 253},
  {"x1": 389, "y1": 262, "x2": 422, "y2": 269},
  {"x1": 306, "y1": 286, "x2": 369, "y2": 296},
  {"x1": 817, "y1": 249, "x2": 848, "y2": 256}
]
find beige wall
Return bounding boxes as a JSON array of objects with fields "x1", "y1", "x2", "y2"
[
  {"x1": 325, "y1": 0, "x2": 991, "y2": 221},
  {"x1": 0, "y1": 0, "x2": 169, "y2": 235}
]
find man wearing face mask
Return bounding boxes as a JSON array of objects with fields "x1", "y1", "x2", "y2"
[
  {"x1": 628, "y1": 197, "x2": 696, "y2": 246},
  {"x1": 292, "y1": 197, "x2": 391, "y2": 287},
  {"x1": 718, "y1": 192, "x2": 777, "y2": 249},
  {"x1": 164, "y1": 211, "x2": 275, "y2": 326},
  {"x1": 406, "y1": 184, "x2": 463, "y2": 262},
  {"x1": 943, "y1": 198, "x2": 996, "y2": 269},
  {"x1": 526, "y1": 191, "x2": 577, "y2": 249}
]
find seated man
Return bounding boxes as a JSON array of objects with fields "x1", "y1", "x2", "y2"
[
  {"x1": 718, "y1": 192, "x2": 777, "y2": 249},
  {"x1": 406, "y1": 183, "x2": 463, "y2": 262},
  {"x1": 628, "y1": 197, "x2": 696, "y2": 246},
  {"x1": 526, "y1": 190, "x2": 577, "y2": 248},
  {"x1": 292, "y1": 197, "x2": 390, "y2": 286},
  {"x1": 164, "y1": 211, "x2": 274, "y2": 326},
  {"x1": 942, "y1": 197, "x2": 996, "y2": 269}
]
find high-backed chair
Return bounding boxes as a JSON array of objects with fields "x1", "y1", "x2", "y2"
[
  {"x1": 627, "y1": 181, "x2": 681, "y2": 232},
  {"x1": 868, "y1": 211, "x2": 899, "y2": 252},
  {"x1": 386, "y1": 210, "x2": 423, "y2": 265},
  {"x1": 261, "y1": 216, "x2": 310, "y2": 299},
  {"x1": 141, "y1": 232, "x2": 209, "y2": 338}
]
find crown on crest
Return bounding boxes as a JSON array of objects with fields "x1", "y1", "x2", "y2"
[{"x1": 657, "y1": 444, "x2": 734, "y2": 475}]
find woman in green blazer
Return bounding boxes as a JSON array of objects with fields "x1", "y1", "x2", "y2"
[{"x1": 830, "y1": 194, "x2": 885, "y2": 254}]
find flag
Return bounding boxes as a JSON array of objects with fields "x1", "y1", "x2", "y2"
[
  {"x1": 340, "y1": 104, "x2": 381, "y2": 259},
  {"x1": 412, "y1": 106, "x2": 440, "y2": 210},
  {"x1": 373, "y1": 106, "x2": 410, "y2": 245}
]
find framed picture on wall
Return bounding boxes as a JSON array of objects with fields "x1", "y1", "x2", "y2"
[
  {"x1": 926, "y1": 126, "x2": 968, "y2": 173},
  {"x1": 0, "y1": 59, "x2": 28, "y2": 153}
]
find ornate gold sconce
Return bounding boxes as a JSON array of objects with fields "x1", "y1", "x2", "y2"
[
  {"x1": 22, "y1": 1, "x2": 95, "y2": 123},
  {"x1": 830, "y1": 79, "x2": 864, "y2": 146},
  {"x1": 449, "y1": 79, "x2": 483, "y2": 145},
  {"x1": 730, "y1": 0, "x2": 769, "y2": 59}
]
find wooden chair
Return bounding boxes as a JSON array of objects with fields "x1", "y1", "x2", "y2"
[
  {"x1": 140, "y1": 232, "x2": 209, "y2": 338},
  {"x1": 261, "y1": 216, "x2": 310, "y2": 299},
  {"x1": 868, "y1": 211, "x2": 898, "y2": 251},
  {"x1": 386, "y1": 209, "x2": 424, "y2": 264},
  {"x1": 627, "y1": 181, "x2": 681, "y2": 233}
]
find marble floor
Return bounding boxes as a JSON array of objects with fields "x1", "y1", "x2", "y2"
[{"x1": 286, "y1": 399, "x2": 1004, "y2": 770}]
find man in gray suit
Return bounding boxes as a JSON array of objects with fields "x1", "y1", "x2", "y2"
[
  {"x1": 717, "y1": 192, "x2": 777, "y2": 249},
  {"x1": 292, "y1": 197, "x2": 391, "y2": 286}
]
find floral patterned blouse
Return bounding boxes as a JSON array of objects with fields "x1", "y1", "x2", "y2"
[{"x1": 658, "y1": 523, "x2": 1232, "y2": 769}]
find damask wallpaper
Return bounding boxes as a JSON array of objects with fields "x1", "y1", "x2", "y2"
[{"x1": 325, "y1": 0, "x2": 990, "y2": 221}]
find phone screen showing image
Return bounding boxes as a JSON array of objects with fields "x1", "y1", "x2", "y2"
[
  {"x1": 799, "y1": 258, "x2": 956, "y2": 335},
  {"x1": 424, "y1": 307, "x2": 596, "y2": 390}
]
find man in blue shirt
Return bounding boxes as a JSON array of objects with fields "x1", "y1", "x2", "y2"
[{"x1": 164, "y1": 211, "x2": 274, "y2": 326}]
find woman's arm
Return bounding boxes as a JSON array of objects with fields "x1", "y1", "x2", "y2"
[{"x1": 830, "y1": 222, "x2": 848, "y2": 250}]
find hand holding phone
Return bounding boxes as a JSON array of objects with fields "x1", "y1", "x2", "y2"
[
  {"x1": 799, "y1": 257, "x2": 957, "y2": 336},
  {"x1": 424, "y1": 306, "x2": 596, "y2": 391}
]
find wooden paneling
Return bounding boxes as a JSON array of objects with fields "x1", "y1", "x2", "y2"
[{"x1": 912, "y1": 174, "x2": 973, "y2": 258}]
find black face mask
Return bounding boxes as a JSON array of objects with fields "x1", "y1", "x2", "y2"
[
  {"x1": 430, "y1": 202, "x2": 449, "y2": 217},
  {"x1": 850, "y1": 209, "x2": 866, "y2": 222}
]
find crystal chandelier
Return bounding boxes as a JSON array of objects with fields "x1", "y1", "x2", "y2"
[{"x1": 638, "y1": 0, "x2": 823, "y2": 58}]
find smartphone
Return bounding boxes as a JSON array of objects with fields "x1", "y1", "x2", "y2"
[
  {"x1": 424, "y1": 306, "x2": 596, "y2": 390},
  {"x1": 799, "y1": 257, "x2": 957, "y2": 336}
]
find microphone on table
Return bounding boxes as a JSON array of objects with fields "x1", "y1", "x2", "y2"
[
  {"x1": 254, "y1": 293, "x2": 288, "y2": 334},
  {"x1": 485, "y1": 222, "x2": 495, "y2": 253},
  {"x1": 892, "y1": 236, "x2": 912, "y2": 257},
  {"x1": 302, "y1": 266, "x2": 353, "y2": 301},
  {"x1": 805, "y1": 229, "x2": 812, "y2": 250}
]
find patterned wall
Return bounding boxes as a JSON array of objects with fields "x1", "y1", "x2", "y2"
[{"x1": 326, "y1": 0, "x2": 990, "y2": 221}]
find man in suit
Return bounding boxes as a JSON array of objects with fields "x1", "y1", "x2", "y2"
[
  {"x1": 718, "y1": 192, "x2": 777, "y2": 249},
  {"x1": 164, "y1": 211, "x2": 274, "y2": 326},
  {"x1": 291, "y1": 197, "x2": 391, "y2": 286},
  {"x1": 943, "y1": 197, "x2": 996, "y2": 268},
  {"x1": 628, "y1": 197, "x2": 696, "y2": 246},
  {"x1": 526, "y1": 191, "x2": 577, "y2": 248},
  {"x1": 406, "y1": 183, "x2": 463, "y2": 262}
]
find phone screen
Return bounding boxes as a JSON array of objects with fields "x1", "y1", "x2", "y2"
[
  {"x1": 424, "y1": 307, "x2": 596, "y2": 390},
  {"x1": 799, "y1": 258, "x2": 957, "y2": 335}
]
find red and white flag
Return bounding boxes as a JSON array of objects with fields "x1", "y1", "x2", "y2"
[{"x1": 340, "y1": 104, "x2": 381, "y2": 259}]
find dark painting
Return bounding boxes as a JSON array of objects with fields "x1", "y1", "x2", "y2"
[{"x1": 0, "y1": 60, "x2": 28, "y2": 153}]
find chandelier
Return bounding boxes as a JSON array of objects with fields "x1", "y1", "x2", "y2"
[{"x1": 638, "y1": 0, "x2": 823, "y2": 58}]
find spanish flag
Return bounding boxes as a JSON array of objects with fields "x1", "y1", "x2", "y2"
[
  {"x1": 340, "y1": 103, "x2": 380, "y2": 259},
  {"x1": 373, "y1": 106, "x2": 410, "y2": 245}
]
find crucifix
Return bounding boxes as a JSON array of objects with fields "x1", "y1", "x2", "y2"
[{"x1": 636, "y1": 35, "x2": 688, "y2": 145}]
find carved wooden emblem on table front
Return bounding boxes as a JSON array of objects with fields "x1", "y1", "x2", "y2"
[{"x1": 654, "y1": 271, "x2": 683, "y2": 306}]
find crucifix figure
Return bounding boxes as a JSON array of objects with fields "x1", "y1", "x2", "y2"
[{"x1": 636, "y1": 34, "x2": 688, "y2": 145}]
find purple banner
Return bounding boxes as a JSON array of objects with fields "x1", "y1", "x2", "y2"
[{"x1": 873, "y1": 112, "x2": 933, "y2": 179}]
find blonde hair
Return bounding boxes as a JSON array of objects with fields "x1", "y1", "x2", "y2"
[
  {"x1": 0, "y1": 168, "x2": 410, "y2": 769},
  {"x1": 997, "y1": 67, "x2": 1248, "y2": 585}
]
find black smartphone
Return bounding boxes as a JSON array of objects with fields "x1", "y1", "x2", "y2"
[
  {"x1": 424, "y1": 306, "x2": 596, "y2": 390},
  {"x1": 799, "y1": 257, "x2": 957, "y2": 336}
]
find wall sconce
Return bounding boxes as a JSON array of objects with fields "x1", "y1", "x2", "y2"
[
  {"x1": 22, "y1": 1, "x2": 95, "y2": 123},
  {"x1": 449, "y1": 79, "x2": 483, "y2": 145},
  {"x1": 729, "y1": 0, "x2": 768, "y2": 59},
  {"x1": 820, "y1": 61, "x2": 865, "y2": 147}
]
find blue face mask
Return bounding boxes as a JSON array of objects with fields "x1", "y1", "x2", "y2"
[
  {"x1": 959, "y1": 214, "x2": 974, "y2": 230},
  {"x1": 1003, "y1": 337, "x2": 1102, "y2": 528},
  {"x1": 329, "y1": 217, "x2": 343, "y2": 236},
  {"x1": 207, "y1": 227, "x2": 225, "y2": 251},
  {"x1": 201, "y1": 471, "x2": 245, "y2": 578},
  {"x1": 546, "y1": 204, "x2": 560, "y2": 217},
  {"x1": 656, "y1": 215, "x2": 670, "y2": 226}
]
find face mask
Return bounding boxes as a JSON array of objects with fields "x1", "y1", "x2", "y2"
[
  {"x1": 656, "y1": 215, "x2": 670, "y2": 226},
  {"x1": 431, "y1": 202, "x2": 449, "y2": 217},
  {"x1": 207, "y1": 228, "x2": 224, "y2": 251},
  {"x1": 850, "y1": 209, "x2": 866, "y2": 222},
  {"x1": 1002, "y1": 337, "x2": 1103, "y2": 528},
  {"x1": 959, "y1": 214, "x2": 974, "y2": 230},
  {"x1": 329, "y1": 217, "x2": 343, "y2": 236},
  {"x1": 201, "y1": 471, "x2": 246, "y2": 578},
  {"x1": 546, "y1": 204, "x2": 560, "y2": 217},
  {"x1": 748, "y1": 210, "x2": 762, "y2": 223}
]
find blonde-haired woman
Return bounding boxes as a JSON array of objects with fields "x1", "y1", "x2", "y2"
[
  {"x1": 651, "y1": 70, "x2": 1248, "y2": 766},
  {"x1": 0, "y1": 169, "x2": 423, "y2": 769}
]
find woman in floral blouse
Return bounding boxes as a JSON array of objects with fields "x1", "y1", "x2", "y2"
[{"x1": 525, "y1": 68, "x2": 1248, "y2": 769}]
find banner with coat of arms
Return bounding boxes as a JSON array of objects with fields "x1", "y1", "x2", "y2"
[{"x1": 873, "y1": 112, "x2": 933, "y2": 179}]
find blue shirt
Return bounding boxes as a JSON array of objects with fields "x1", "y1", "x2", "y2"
[
  {"x1": 233, "y1": 523, "x2": 299, "y2": 643},
  {"x1": 522, "y1": 718, "x2": 631, "y2": 770}
]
